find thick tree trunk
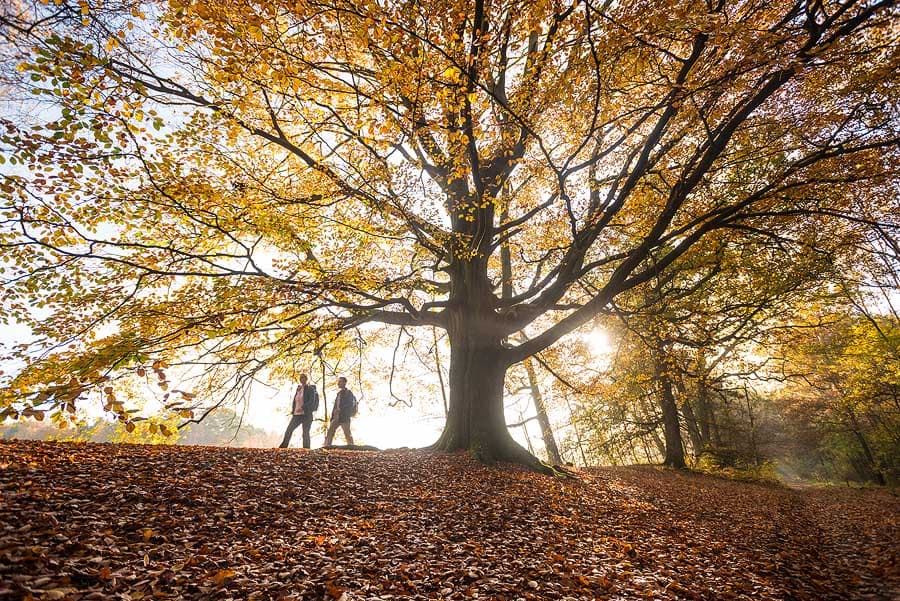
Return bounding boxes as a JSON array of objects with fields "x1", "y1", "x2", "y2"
[
  {"x1": 430, "y1": 224, "x2": 558, "y2": 473},
  {"x1": 659, "y1": 390, "x2": 686, "y2": 468},
  {"x1": 431, "y1": 309, "x2": 549, "y2": 471},
  {"x1": 431, "y1": 335, "x2": 507, "y2": 455}
]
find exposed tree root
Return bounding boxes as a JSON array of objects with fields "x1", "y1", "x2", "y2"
[
  {"x1": 312, "y1": 439, "x2": 572, "y2": 477},
  {"x1": 429, "y1": 436, "x2": 571, "y2": 478}
]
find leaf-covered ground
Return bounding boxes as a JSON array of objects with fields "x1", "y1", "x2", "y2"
[{"x1": 1, "y1": 440, "x2": 897, "y2": 600}]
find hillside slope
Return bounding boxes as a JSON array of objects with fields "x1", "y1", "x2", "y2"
[{"x1": 1, "y1": 440, "x2": 897, "y2": 600}]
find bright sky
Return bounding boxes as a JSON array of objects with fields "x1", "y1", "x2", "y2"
[
  {"x1": 242, "y1": 368, "x2": 447, "y2": 449},
  {"x1": 246, "y1": 328, "x2": 613, "y2": 450},
  {"x1": 0, "y1": 312, "x2": 613, "y2": 451}
]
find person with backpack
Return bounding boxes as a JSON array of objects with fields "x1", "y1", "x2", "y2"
[
  {"x1": 278, "y1": 373, "x2": 319, "y2": 449},
  {"x1": 324, "y1": 376, "x2": 356, "y2": 446}
]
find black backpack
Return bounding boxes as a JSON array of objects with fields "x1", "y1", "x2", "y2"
[
  {"x1": 308, "y1": 386, "x2": 320, "y2": 412},
  {"x1": 338, "y1": 389, "x2": 358, "y2": 418}
]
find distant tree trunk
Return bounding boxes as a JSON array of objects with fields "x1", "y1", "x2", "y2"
[
  {"x1": 639, "y1": 398, "x2": 667, "y2": 457},
  {"x1": 846, "y1": 409, "x2": 886, "y2": 485},
  {"x1": 319, "y1": 352, "x2": 329, "y2": 425},
  {"x1": 696, "y1": 382, "x2": 713, "y2": 448},
  {"x1": 680, "y1": 400, "x2": 703, "y2": 459},
  {"x1": 710, "y1": 389, "x2": 725, "y2": 446},
  {"x1": 517, "y1": 411, "x2": 537, "y2": 456},
  {"x1": 639, "y1": 435, "x2": 654, "y2": 463},
  {"x1": 676, "y1": 377, "x2": 703, "y2": 458},
  {"x1": 743, "y1": 388, "x2": 760, "y2": 466},
  {"x1": 650, "y1": 430, "x2": 666, "y2": 458},
  {"x1": 563, "y1": 394, "x2": 590, "y2": 466},
  {"x1": 432, "y1": 327, "x2": 449, "y2": 418},
  {"x1": 523, "y1": 359, "x2": 563, "y2": 465},
  {"x1": 655, "y1": 355, "x2": 686, "y2": 468}
]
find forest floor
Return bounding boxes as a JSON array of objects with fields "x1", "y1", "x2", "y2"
[{"x1": 0, "y1": 440, "x2": 897, "y2": 601}]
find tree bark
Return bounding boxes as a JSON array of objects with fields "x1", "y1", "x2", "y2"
[
  {"x1": 432, "y1": 201, "x2": 555, "y2": 471},
  {"x1": 847, "y1": 409, "x2": 887, "y2": 485},
  {"x1": 563, "y1": 394, "x2": 590, "y2": 466},
  {"x1": 680, "y1": 400, "x2": 703, "y2": 458},
  {"x1": 696, "y1": 381, "x2": 713, "y2": 448},
  {"x1": 743, "y1": 388, "x2": 760, "y2": 467},
  {"x1": 431, "y1": 304, "x2": 549, "y2": 471},
  {"x1": 524, "y1": 358, "x2": 564, "y2": 465},
  {"x1": 672, "y1": 373, "x2": 702, "y2": 457},
  {"x1": 655, "y1": 356, "x2": 687, "y2": 468},
  {"x1": 431, "y1": 327, "x2": 507, "y2": 455},
  {"x1": 638, "y1": 397, "x2": 667, "y2": 458},
  {"x1": 432, "y1": 327, "x2": 449, "y2": 418}
]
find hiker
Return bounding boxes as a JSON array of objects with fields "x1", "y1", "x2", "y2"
[
  {"x1": 324, "y1": 376, "x2": 356, "y2": 446},
  {"x1": 278, "y1": 373, "x2": 319, "y2": 449}
]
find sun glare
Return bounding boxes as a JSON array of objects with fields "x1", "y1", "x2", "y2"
[{"x1": 586, "y1": 328, "x2": 613, "y2": 357}]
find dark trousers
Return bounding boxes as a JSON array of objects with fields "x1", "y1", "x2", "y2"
[{"x1": 279, "y1": 413, "x2": 313, "y2": 448}]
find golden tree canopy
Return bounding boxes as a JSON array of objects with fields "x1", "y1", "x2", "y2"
[{"x1": 0, "y1": 0, "x2": 897, "y2": 454}]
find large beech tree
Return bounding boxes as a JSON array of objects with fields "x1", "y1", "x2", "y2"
[{"x1": 1, "y1": 0, "x2": 898, "y2": 468}]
